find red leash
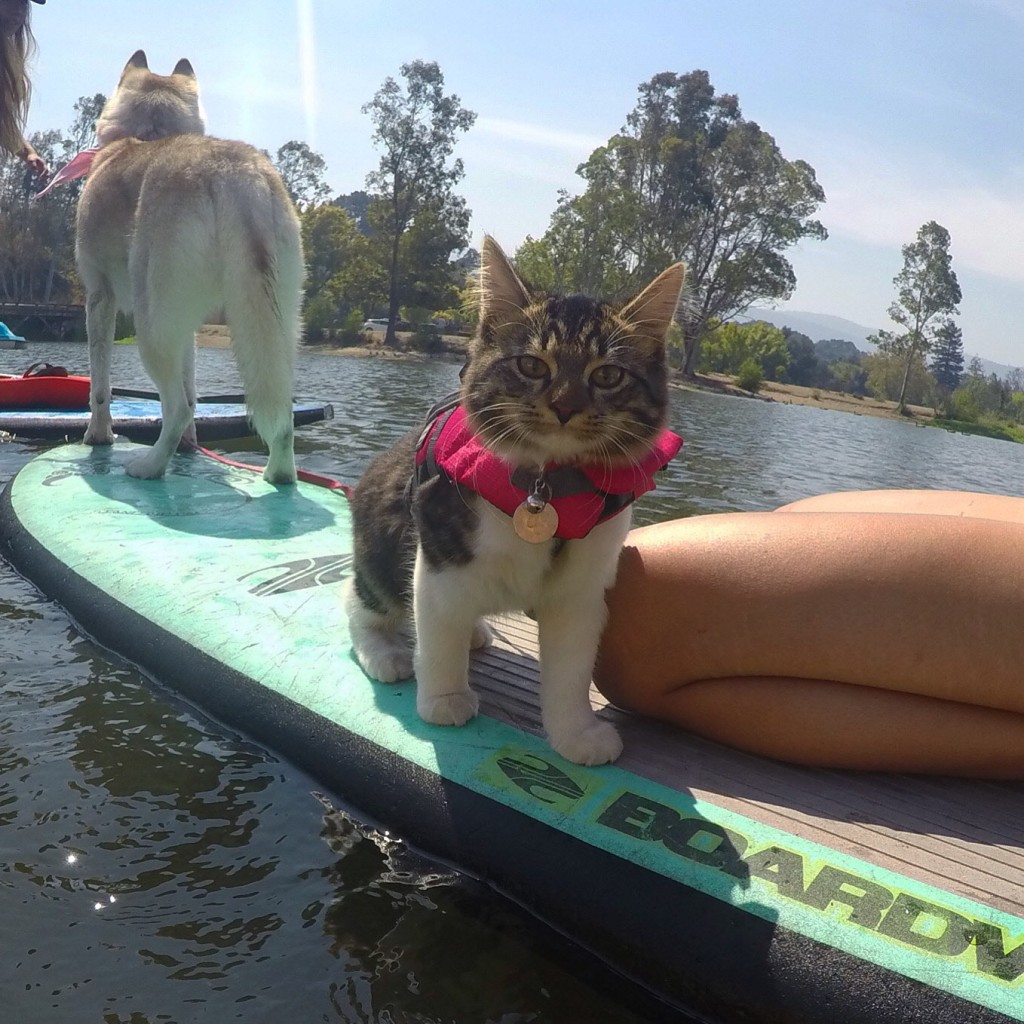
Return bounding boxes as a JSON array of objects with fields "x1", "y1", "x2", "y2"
[{"x1": 184, "y1": 442, "x2": 354, "y2": 499}]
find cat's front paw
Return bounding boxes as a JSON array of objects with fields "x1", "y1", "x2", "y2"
[
  {"x1": 470, "y1": 619, "x2": 493, "y2": 650},
  {"x1": 549, "y1": 719, "x2": 623, "y2": 766},
  {"x1": 418, "y1": 689, "x2": 479, "y2": 726},
  {"x1": 355, "y1": 645, "x2": 414, "y2": 683}
]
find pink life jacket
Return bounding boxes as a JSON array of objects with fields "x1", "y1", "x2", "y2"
[{"x1": 414, "y1": 403, "x2": 682, "y2": 539}]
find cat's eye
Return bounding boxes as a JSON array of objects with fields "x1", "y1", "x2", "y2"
[
  {"x1": 590, "y1": 365, "x2": 625, "y2": 389},
  {"x1": 517, "y1": 355, "x2": 549, "y2": 379}
]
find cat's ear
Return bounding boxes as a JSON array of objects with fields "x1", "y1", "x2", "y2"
[
  {"x1": 479, "y1": 235, "x2": 530, "y2": 322},
  {"x1": 620, "y1": 262, "x2": 686, "y2": 344},
  {"x1": 172, "y1": 58, "x2": 196, "y2": 79}
]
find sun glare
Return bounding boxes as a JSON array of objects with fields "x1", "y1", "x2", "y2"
[{"x1": 297, "y1": 0, "x2": 317, "y2": 148}]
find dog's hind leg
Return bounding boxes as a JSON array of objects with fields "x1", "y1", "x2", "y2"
[
  {"x1": 83, "y1": 278, "x2": 118, "y2": 446},
  {"x1": 126, "y1": 287, "x2": 206, "y2": 479},
  {"x1": 180, "y1": 340, "x2": 198, "y2": 448},
  {"x1": 225, "y1": 217, "x2": 301, "y2": 485}
]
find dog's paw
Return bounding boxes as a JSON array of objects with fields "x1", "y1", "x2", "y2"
[
  {"x1": 263, "y1": 464, "x2": 297, "y2": 486},
  {"x1": 549, "y1": 719, "x2": 623, "y2": 766},
  {"x1": 418, "y1": 689, "x2": 479, "y2": 727},
  {"x1": 83, "y1": 424, "x2": 115, "y2": 447},
  {"x1": 125, "y1": 450, "x2": 169, "y2": 480},
  {"x1": 263, "y1": 448, "x2": 297, "y2": 485},
  {"x1": 470, "y1": 619, "x2": 493, "y2": 651}
]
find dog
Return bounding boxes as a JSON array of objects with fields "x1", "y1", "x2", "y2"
[{"x1": 75, "y1": 50, "x2": 303, "y2": 482}]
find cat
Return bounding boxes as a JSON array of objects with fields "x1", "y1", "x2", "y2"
[
  {"x1": 75, "y1": 50, "x2": 302, "y2": 482},
  {"x1": 345, "y1": 236, "x2": 685, "y2": 765}
]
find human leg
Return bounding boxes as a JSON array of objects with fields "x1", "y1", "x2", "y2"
[{"x1": 594, "y1": 511, "x2": 1024, "y2": 775}]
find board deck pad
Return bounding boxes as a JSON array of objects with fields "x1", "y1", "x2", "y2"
[
  {"x1": 1, "y1": 440, "x2": 1022, "y2": 1024},
  {"x1": 0, "y1": 396, "x2": 333, "y2": 441}
]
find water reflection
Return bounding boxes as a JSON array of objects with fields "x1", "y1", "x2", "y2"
[{"x1": 315, "y1": 796, "x2": 670, "y2": 1024}]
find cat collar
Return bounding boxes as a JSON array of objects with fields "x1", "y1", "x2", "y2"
[{"x1": 413, "y1": 400, "x2": 682, "y2": 540}]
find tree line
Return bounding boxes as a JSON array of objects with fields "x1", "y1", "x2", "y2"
[
  {"x1": 699, "y1": 216, "x2": 1024, "y2": 438},
  {"x1": 3, "y1": 58, "x2": 1018, "y2": 434},
  {"x1": 1, "y1": 65, "x2": 830, "y2": 362}
]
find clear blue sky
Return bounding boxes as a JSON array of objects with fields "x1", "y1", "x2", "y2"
[{"x1": 23, "y1": 0, "x2": 1024, "y2": 366}]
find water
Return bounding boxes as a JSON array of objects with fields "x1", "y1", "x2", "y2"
[{"x1": 1, "y1": 342, "x2": 1021, "y2": 1024}]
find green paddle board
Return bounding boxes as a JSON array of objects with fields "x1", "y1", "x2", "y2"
[{"x1": 1, "y1": 440, "x2": 1021, "y2": 1024}]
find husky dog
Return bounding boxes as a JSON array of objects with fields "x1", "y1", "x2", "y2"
[{"x1": 75, "y1": 51, "x2": 303, "y2": 482}]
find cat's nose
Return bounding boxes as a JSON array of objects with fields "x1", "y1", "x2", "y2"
[
  {"x1": 549, "y1": 380, "x2": 588, "y2": 424},
  {"x1": 550, "y1": 401, "x2": 578, "y2": 425}
]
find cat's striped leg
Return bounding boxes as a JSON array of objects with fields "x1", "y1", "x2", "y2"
[{"x1": 344, "y1": 578, "x2": 414, "y2": 683}]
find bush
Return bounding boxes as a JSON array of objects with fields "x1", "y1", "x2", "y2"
[
  {"x1": 410, "y1": 323, "x2": 444, "y2": 353},
  {"x1": 115, "y1": 311, "x2": 135, "y2": 341},
  {"x1": 334, "y1": 308, "x2": 367, "y2": 347},
  {"x1": 950, "y1": 389, "x2": 980, "y2": 423},
  {"x1": 735, "y1": 358, "x2": 763, "y2": 393},
  {"x1": 303, "y1": 294, "x2": 337, "y2": 343}
]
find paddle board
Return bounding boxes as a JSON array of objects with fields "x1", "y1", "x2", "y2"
[
  {"x1": 0, "y1": 394, "x2": 333, "y2": 441},
  {"x1": 1, "y1": 441, "x2": 1020, "y2": 1024}
]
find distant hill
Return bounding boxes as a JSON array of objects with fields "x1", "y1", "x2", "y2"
[
  {"x1": 736, "y1": 308, "x2": 1023, "y2": 380},
  {"x1": 971, "y1": 356, "x2": 1021, "y2": 379},
  {"x1": 738, "y1": 308, "x2": 875, "y2": 350}
]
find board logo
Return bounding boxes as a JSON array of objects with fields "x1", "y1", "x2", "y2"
[
  {"x1": 476, "y1": 748, "x2": 599, "y2": 814},
  {"x1": 239, "y1": 553, "x2": 352, "y2": 595},
  {"x1": 598, "y1": 790, "x2": 1024, "y2": 985}
]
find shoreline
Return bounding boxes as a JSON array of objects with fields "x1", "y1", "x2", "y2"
[
  {"x1": 683, "y1": 371, "x2": 936, "y2": 424},
  {"x1": 193, "y1": 326, "x2": 941, "y2": 430}
]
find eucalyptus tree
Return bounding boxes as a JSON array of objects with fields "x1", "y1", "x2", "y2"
[
  {"x1": 363, "y1": 60, "x2": 475, "y2": 345},
  {"x1": 274, "y1": 140, "x2": 331, "y2": 210},
  {"x1": 514, "y1": 70, "x2": 827, "y2": 373},
  {"x1": 870, "y1": 221, "x2": 961, "y2": 411}
]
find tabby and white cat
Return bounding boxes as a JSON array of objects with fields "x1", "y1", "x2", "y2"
[{"x1": 345, "y1": 236, "x2": 685, "y2": 765}]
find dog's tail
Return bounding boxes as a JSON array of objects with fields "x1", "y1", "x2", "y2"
[{"x1": 220, "y1": 169, "x2": 304, "y2": 482}]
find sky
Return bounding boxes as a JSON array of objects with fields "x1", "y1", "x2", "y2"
[{"x1": 22, "y1": 0, "x2": 1024, "y2": 367}]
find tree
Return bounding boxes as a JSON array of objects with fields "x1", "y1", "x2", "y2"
[
  {"x1": 513, "y1": 70, "x2": 826, "y2": 373},
  {"x1": 334, "y1": 190, "x2": 373, "y2": 234},
  {"x1": 862, "y1": 350, "x2": 936, "y2": 408},
  {"x1": 300, "y1": 204, "x2": 385, "y2": 339},
  {"x1": 0, "y1": 92, "x2": 107, "y2": 306},
  {"x1": 379, "y1": 196, "x2": 469, "y2": 316},
  {"x1": 780, "y1": 329, "x2": 823, "y2": 386},
  {"x1": 950, "y1": 366, "x2": 1008, "y2": 423},
  {"x1": 363, "y1": 60, "x2": 476, "y2": 346},
  {"x1": 274, "y1": 140, "x2": 331, "y2": 209},
  {"x1": 930, "y1": 319, "x2": 964, "y2": 392},
  {"x1": 815, "y1": 338, "x2": 863, "y2": 364},
  {"x1": 699, "y1": 320, "x2": 789, "y2": 380},
  {"x1": 870, "y1": 221, "x2": 961, "y2": 411}
]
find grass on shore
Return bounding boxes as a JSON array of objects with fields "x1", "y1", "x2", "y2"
[{"x1": 930, "y1": 417, "x2": 1024, "y2": 443}]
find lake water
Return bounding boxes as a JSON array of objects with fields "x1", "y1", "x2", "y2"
[{"x1": 1, "y1": 342, "x2": 1021, "y2": 1024}]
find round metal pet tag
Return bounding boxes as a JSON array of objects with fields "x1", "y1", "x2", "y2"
[{"x1": 513, "y1": 500, "x2": 559, "y2": 543}]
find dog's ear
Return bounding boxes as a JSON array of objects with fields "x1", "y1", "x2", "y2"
[
  {"x1": 119, "y1": 50, "x2": 148, "y2": 84},
  {"x1": 172, "y1": 58, "x2": 196, "y2": 79}
]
